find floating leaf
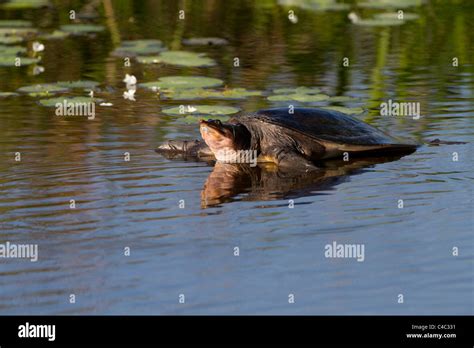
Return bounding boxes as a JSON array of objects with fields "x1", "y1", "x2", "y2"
[
  {"x1": 112, "y1": 39, "x2": 166, "y2": 57},
  {"x1": 0, "y1": 35, "x2": 24, "y2": 44},
  {"x1": 0, "y1": 20, "x2": 33, "y2": 27},
  {"x1": 269, "y1": 87, "x2": 360, "y2": 103},
  {"x1": 1, "y1": 0, "x2": 49, "y2": 9},
  {"x1": 140, "y1": 76, "x2": 223, "y2": 90},
  {"x1": 0, "y1": 44, "x2": 27, "y2": 55},
  {"x1": 350, "y1": 17, "x2": 404, "y2": 26},
  {"x1": 358, "y1": 0, "x2": 423, "y2": 9},
  {"x1": 162, "y1": 105, "x2": 240, "y2": 116},
  {"x1": 182, "y1": 37, "x2": 229, "y2": 46},
  {"x1": 272, "y1": 87, "x2": 321, "y2": 94},
  {"x1": 162, "y1": 88, "x2": 262, "y2": 100},
  {"x1": 17, "y1": 83, "x2": 69, "y2": 96},
  {"x1": 269, "y1": 86, "x2": 326, "y2": 101},
  {"x1": 56, "y1": 80, "x2": 100, "y2": 89},
  {"x1": 135, "y1": 56, "x2": 161, "y2": 64},
  {"x1": 0, "y1": 56, "x2": 39, "y2": 66},
  {"x1": 374, "y1": 12, "x2": 420, "y2": 21},
  {"x1": 0, "y1": 27, "x2": 37, "y2": 36},
  {"x1": 268, "y1": 95, "x2": 292, "y2": 101},
  {"x1": 328, "y1": 95, "x2": 360, "y2": 102},
  {"x1": 268, "y1": 93, "x2": 329, "y2": 102},
  {"x1": 0, "y1": 92, "x2": 19, "y2": 97},
  {"x1": 39, "y1": 30, "x2": 70, "y2": 40},
  {"x1": 278, "y1": 0, "x2": 350, "y2": 11},
  {"x1": 38, "y1": 96, "x2": 102, "y2": 107},
  {"x1": 321, "y1": 106, "x2": 365, "y2": 115},
  {"x1": 137, "y1": 50, "x2": 216, "y2": 67},
  {"x1": 292, "y1": 94, "x2": 330, "y2": 102},
  {"x1": 60, "y1": 24, "x2": 105, "y2": 34}
]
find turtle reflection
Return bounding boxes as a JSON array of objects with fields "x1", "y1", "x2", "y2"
[{"x1": 200, "y1": 155, "x2": 406, "y2": 208}]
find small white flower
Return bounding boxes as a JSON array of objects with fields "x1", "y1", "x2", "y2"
[
  {"x1": 32, "y1": 41, "x2": 45, "y2": 52},
  {"x1": 100, "y1": 102, "x2": 113, "y2": 106},
  {"x1": 88, "y1": 90, "x2": 94, "y2": 98},
  {"x1": 348, "y1": 12, "x2": 360, "y2": 24},
  {"x1": 151, "y1": 86, "x2": 160, "y2": 92},
  {"x1": 123, "y1": 89, "x2": 136, "y2": 101},
  {"x1": 123, "y1": 74, "x2": 137, "y2": 86},
  {"x1": 32, "y1": 65, "x2": 45, "y2": 75},
  {"x1": 187, "y1": 105, "x2": 197, "y2": 113}
]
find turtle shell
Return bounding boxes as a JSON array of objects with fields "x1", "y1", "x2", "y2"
[{"x1": 234, "y1": 107, "x2": 417, "y2": 147}]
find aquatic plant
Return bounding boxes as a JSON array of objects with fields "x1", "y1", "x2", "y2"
[{"x1": 162, "y1": 105, "x2": 240, "y2": 116}]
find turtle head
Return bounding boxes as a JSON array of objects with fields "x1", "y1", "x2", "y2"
[{"x1": 199, "y1": 119, "x2": 251, "y2": 158}]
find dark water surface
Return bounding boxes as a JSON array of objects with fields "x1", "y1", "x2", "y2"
[{"x1": 0, "y1": 0, "x2": 473, "y2": 314}]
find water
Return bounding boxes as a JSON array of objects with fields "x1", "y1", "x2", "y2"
[{"x1": 0, "y1": 0, "x2": 473, "y2": 314}]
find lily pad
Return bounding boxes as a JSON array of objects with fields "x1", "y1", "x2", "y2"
[
  {"x1": 328, "y1": 95, "x2": 360, "y2": 102},
  {"x1": 373, "y1": 12, "x2": 420, "y2": 21},
  {"x1": 39, "y1": 30, "x2": 70, "y2": 40},
  {"x1": 56, "y1": 80, "x2": 100, "y2": 89},
  {"x1": 162, "y1": 105, "x2": 240, "y2": 116},
  {"x1": 60, "y1": 24, "x2": 105, "y2": 34},
  {"x1": 1, "y1": 0, "x2": 49, "y2": 9},
  {"x1": 38, "y1": 96, "x2": 103, "y2": 107},
  {"x1": 358, "y1": 0, "x2": 423, "y2": 9},
  {"x1": 0, "y1": 56, "x2": 39, "y2": 66},
  {"x1": 0, "y1": 35, "x2": 24, "y2": 44},
  {"x1": 321, "y1": 106, "x2": 365, "y2": 115},
  {"x1": 140, "y1": 76, "x2": 223, "y2": 90},
  {"x1": 182, "y1": 37, "x2": 229, "y2": 46},
  {"x1": 272, "y1": 87, "x2": 321, "y2": 94},
  {"x1": 269, "y1": 87, "x2": 361, "y2": 103},
  {"x1": 112, "y1": 39, "x2": 166, "y2": 57},
  {"x1": 350, "y1": 17, "x2": 404, "y2": 26},
  {"x1": 0, "y1": 45, "x2": 27, "y2": 55},
  {"x1": 137, "y1": 50, "x2": 216, "y2": 67},
  {"x1": 0, "y1": 27, "x2": 37, "y2": 36},
  {"x1": 135, "y1": 56, "x2": 161, "y2": 64},
  {"x1": 162, "y1": 88, "x2": 262, "y2": 100},
  {"x1": 17, "y1": 83, "x2": 69, "y2": 96},
  {"x1": 268, "y1": 93, "x2": 329, "y2": 102},
  {"x1": 278, "y1": 0, "x2": 350, "y2": 11},
  {"x1": 0, "y1": 92, "x2": 19, "y2": 97},
  {"x1": 0, "y1": 20, "x2": 33, "y2": 27}
]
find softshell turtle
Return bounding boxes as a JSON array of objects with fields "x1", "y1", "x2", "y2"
[{"x1": 157, "y1": 107, "x2": 419, "y2": 171}]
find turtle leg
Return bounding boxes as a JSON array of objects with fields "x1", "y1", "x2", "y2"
[
  {"x1": 265, "y1": 147, "x2": 319, "y2": 172},
  {"x1": 156, "y1": 140, "x2": 214, "y2": 159}
]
